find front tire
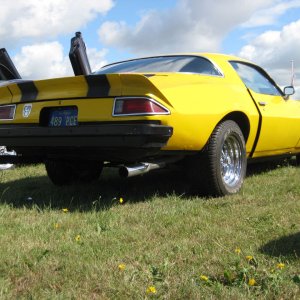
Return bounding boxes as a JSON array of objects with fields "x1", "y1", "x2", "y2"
[
  {"x1": 45, "y1": 160, "x2": 103, "y2": 186},
  {"x1": 187, "y1": 120, "x2": 247, "y2": 196}
]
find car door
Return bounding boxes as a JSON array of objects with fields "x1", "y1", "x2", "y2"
[{"x1": 231, "y1": 61, "x2": 300, "y2": 156}]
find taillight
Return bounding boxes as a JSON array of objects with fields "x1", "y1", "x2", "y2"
[
  {"x1": 113, "y1": 97, "x2": 169, "y2": 116},
  {"x1": 0, "y1": 105, "x2": 16, "y2": 120}
]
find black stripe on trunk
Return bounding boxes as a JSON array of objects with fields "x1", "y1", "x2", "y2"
[
  {"x1": 18, "y1": 81, "x2": 38, "y2": 102},
  {"x1": 85, "y1": 74, "x2": 110, "y2": 98}
]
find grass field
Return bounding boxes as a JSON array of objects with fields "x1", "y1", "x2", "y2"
[{"x1": 0, "y1": 159, "x2": 299, "y2": 299}]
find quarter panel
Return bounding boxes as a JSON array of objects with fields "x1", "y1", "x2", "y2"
[{"x1": 146, "y1": 73, "x2": 259, "y2": 153}]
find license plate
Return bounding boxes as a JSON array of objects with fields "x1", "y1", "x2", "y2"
[{"x1": 48, "y1": 107, "x2": 78, "y2": 127}]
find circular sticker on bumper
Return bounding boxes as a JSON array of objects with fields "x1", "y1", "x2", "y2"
[{"x1": 23, "y1": 104, "x2": 32, "y2": 118}]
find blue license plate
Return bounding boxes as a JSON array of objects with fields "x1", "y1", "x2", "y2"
[{"x1": 48, "y1": 107, "x2": 78, "y2": 127}]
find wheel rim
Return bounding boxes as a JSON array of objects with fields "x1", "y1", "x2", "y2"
[{"x1": 220, "y1": 134, "x2": 243, "y2": 187}]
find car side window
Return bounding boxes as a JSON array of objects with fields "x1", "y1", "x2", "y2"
[{"x1": 230, "y1": 62, "x2": 282, "y2": 96}]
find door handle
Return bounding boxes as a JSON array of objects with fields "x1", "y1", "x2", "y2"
[{"x1": 258, "y1": 101, "x2": 267, "y2": 106}]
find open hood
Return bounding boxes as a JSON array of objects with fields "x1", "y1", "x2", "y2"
[{"x1": 69, "y1": 32, "x2": 91, "y2": 76}]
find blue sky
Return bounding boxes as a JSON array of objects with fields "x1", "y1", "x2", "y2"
[{"x1": 1, "y1": 0, "x2": 299, "y2": 97}]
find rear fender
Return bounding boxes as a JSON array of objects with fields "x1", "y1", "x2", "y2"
[{"x1": 119, "y1": 74, "x2": 172, "y2": 107}]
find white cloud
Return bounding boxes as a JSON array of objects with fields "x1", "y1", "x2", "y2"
[
  {"x1": 13, "y1": 42, "x2": 108, "y2": 79},
  {"x1": 86, "y1": 48, "x2": 108, "y2": 72},
  {"x1": 14, "y1": 42, "x2": 71, "y2": 79},
  {"x1": 98, "y1": 0, "x2": 274, "y2": 55},
  {"x1": 0, "y1": 0, "x2": 114, "y2": 44},
  {"x1": 242, "y1": 0, "x2": 300, "y2": 27},
  {"x1": 293, "y1": 87, "x2": 300, "y2": 100},
  {"x1": 239, "y1": 19, "x2": 300, "y2": 96},
  {"x1": 239, "y1": 20, "x2": 300, "y2": 68}
]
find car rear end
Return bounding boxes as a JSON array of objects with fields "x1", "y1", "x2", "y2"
[{"x1": 0, "y1": 73, "x2": 173, "y2": 164}]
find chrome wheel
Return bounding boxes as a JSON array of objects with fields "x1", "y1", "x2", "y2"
[
  {"x1": 186, "y1": 120, "x2": 247, "y2": 196},
  {"x1": 220, "y1": 134, "x2": 243, "y2": 187}
]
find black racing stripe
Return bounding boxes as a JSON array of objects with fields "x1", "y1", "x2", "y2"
[
  {"x1": 85, "y1": 74, "x2": 110, "y2": 97},
  {"x1": 247, "y1": 88, "x2": 262, "y2": 158},
  {"x1": 18, "y1": 81, "x2": 38, "y2": 102}
]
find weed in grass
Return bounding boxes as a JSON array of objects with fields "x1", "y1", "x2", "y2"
[
  {"x1": 118, "y1": 264, "x2": 126, "y2": 271},
  {"x1": 197, "y1": 246, "x2": 299, "y2": 298},
  {"x1": 146, "y1": 285, "x2": 157, "y2": 295}
]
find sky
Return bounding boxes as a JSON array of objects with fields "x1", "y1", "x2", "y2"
[{"x1": 1, "y1": 0, "x2": 300, "y2": 99}]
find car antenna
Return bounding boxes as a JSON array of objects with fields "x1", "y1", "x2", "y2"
[{"x1": 290, "y1": 59, "x2": 295, "y2": 87}]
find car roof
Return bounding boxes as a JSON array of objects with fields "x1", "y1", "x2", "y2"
[{"x1": 101, "y1": 53, "x2": 252, "y2": 69}]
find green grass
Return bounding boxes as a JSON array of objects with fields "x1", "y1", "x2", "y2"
[{"x1": 0, "y1": 160, "x2": 299, "y2": 299}]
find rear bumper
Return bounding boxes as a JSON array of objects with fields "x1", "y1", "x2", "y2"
[{"x1": 0, "y1": 123, "x2": 173, "y2": 163}]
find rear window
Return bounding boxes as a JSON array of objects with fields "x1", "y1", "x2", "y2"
[{"x1": 95, "y1": 56, "x2": 222, "y2": 76}]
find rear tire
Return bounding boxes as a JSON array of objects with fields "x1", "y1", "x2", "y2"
[
  {"x1": 187, "y1": 120, "x2": 247, "y2": 196},
  {"x1": 297, "y1": 155, "x2": 300, "y2": 166},
  {"x1": 45, "y1": 160, "x2": 103, "y2": 186}
]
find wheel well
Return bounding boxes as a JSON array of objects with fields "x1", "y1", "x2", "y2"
[{"x1": 221, "y1": 112, "x2": 250, "y2": 142}]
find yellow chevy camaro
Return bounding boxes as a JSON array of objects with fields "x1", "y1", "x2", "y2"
[{"x1": 0, "y1": 33, "x2": 299, "y2": 196}]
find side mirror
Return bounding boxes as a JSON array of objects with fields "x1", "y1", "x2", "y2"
[{"x1": 284, "y1": 86, "x2": 295, "y2": 96}]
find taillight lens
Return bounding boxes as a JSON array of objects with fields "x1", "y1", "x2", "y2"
[
  {"x1": 113, "y1": 97, "x2": 169, "y2": 116},
  {"x1": 0, "y1": 105, "x2": 16, "y2": 120}
]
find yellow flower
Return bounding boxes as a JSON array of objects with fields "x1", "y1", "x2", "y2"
[
  {"x1": 62, "y1": 208, "x2": 69, "y2": 213},
  {"x1": 118, "y1": 264, "x2": 126, "y2": 271},
  {"x1": 235, "y1": 247, "x2": 241, "y2": 254},
  {"x1": 146, "y1": 286, "x2": 157, "y2": 294},
  {"x1": 53, "y1": 223, "x2": 60, "y2": 229},
  {"x1": 246, "y1": 255, "x2": 253, "y2": 261},
  {"x1": 119, "y1": 197, "x2": 124, "y2": 204},
  {"x1": 277, "y1": 263, "x2": 285, "y2": 270},
  {"x1": 248, "y1": 278, "x2": 256, "y2": 286},
  {"x1": 200, "y1": 275, "x2": 209, "y2": 282},
  {"x1": 75, "y1": 235, "x2": 81, "y2": 242}
]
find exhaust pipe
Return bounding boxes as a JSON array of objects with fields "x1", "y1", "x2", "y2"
[
  {"x1": 119, "y1": 162, "x2": 165, "y2": 178},
  {"x1": 119, "y1": 156, "x2": 183, "y2": 178}
]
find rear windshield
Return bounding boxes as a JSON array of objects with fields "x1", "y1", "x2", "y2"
[{"x1": 95, "y1": 56, "x2": 222, "y2": 76}]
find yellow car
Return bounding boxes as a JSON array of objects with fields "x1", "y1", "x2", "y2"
[{"x1": 0, "y1": 33, "x2": 299, "y2": 196}]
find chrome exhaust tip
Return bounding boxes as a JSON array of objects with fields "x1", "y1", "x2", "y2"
[
  {"x1": 119, "y1": 161, "x2": 167, "y2": 178},
  {"x1": 119, "y1": 163, "x2": 151, "y2": 178},
  {"x1": 119, "y1": 156, "x2": 183, "y2": 178}
]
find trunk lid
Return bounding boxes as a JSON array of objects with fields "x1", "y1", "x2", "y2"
[{"x1": 0, "y1": 73, "x2": 171, "y2": 106}]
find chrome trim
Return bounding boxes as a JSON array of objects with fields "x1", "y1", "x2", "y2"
[
  {"x1": 258, "y1": 101, "x2": 267, "y2": 106},
  {"x1": 112, "y1": 97, "x2": 170, "y2": 117},
  {"x1": 0, "y1": 104, "x2": 16, "y2": 121}
]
